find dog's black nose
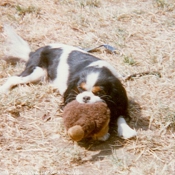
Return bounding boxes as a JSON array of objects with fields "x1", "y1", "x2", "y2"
[{"x1": 83, "y1": 96, "x2": 90, "y2": 103}]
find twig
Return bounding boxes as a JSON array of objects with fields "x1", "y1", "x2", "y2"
[{"x1": 124, "y1": 71, "x2": 161, "y2": 81}]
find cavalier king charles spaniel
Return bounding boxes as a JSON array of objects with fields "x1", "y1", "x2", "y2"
[{"x1": 0, "y1": 26, "x2": 136, "y2": 141}]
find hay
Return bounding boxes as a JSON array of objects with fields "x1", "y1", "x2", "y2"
[{"x1": 0, "y1": 0, "x2": 175, "y2": 174}]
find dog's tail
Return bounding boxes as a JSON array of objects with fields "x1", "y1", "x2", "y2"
[{"x1": 3, "y1": 25, "x2": 31, "y2": 63}]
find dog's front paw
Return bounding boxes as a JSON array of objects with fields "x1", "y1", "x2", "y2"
[
  {"x1": 118, "y1": 125, "x2": 137, "y2": 139},
  {"x1": 97, "y1": 133, "x2": 110, "y2": 141}
]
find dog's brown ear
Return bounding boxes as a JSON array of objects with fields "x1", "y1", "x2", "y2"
[{"x1": 68, "y1": 125, "x2": 84, "y2": 141}]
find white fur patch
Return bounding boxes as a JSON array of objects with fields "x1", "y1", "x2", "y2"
[
  {"x1": 85, "y1": 72, "x2": 99, "y2": 91},
  {"x1": 0, "y1": 67, "x2": 46, "y2": 93},
  {"x1": 76, "y1": 91, "x2": 103, "y2": 104},
  {"x1": 50, "y1": 44, "x2": 85, "y2": 95},
  {"x1": 50, "y1": 46, "x2": 72, "y2": 95},
  {"x1": 88, "y1": 60, "x2": 123, "y2": 78},
  {"x1": 117, "y1": 117, "x2": 137, "y2": 139}
]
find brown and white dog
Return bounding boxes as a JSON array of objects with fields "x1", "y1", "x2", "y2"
[{"x1": 0, "y1": 26, "x2": 136, "y2": 141}]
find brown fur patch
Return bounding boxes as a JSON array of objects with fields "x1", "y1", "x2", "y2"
[
  {"x1": 79, "y1": 82, "x2": 87, "y2": 91},
  {"x1": 92, "y1": 86, "x2": 104, "y2": 95}
]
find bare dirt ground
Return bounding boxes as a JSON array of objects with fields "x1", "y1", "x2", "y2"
[{"x1": 0, "y1": 0, "x2": 175, "y2": 174}]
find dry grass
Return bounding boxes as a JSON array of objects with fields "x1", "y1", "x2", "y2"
[{"x1": 0, "y1": 0, "x2": 175, "y2": 174}]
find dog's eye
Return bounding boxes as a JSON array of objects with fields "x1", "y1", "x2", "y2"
[
  {"x1": 93, "y1": 90, "x2": 105, "y2": 96},
  {"x1": 93, "y1": 91, "x2": 101, "y2": 95},
  {"x1": 77, "y1": 82, "x2": 87, "y2": 92},
  {"x1": 77, "y1": 86, "x2": 85, "y2": 92},
  {"x1": 92, "y1": 86, "x2": 105, "y2": 96}
]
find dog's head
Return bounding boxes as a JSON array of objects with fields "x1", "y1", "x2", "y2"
[
  {"x1": 64, "y1": 66, "x2": 120, "y2": 106},
  {"x1": 76, "y1": 68, "x2": 111, "y2": 104}
]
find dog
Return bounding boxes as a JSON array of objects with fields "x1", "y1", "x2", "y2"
[{"x1": 0, "y1": 26, "x2": 137, "y2": 141}]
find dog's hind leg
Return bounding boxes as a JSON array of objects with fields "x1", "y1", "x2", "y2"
[{"x1": 0, "y1": 66, "x2": 46, "y2": 93}]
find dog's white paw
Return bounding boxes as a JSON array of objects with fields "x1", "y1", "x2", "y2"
[
  {"x1": 118, "y1": 125, "x2": 137, "y2": 139},
  {"x1": 117, "y1": 117, "x2": 137, "y2": 139},
  {"x1": 97, "y1": 133, "x2": 110, "y2": 141}
]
